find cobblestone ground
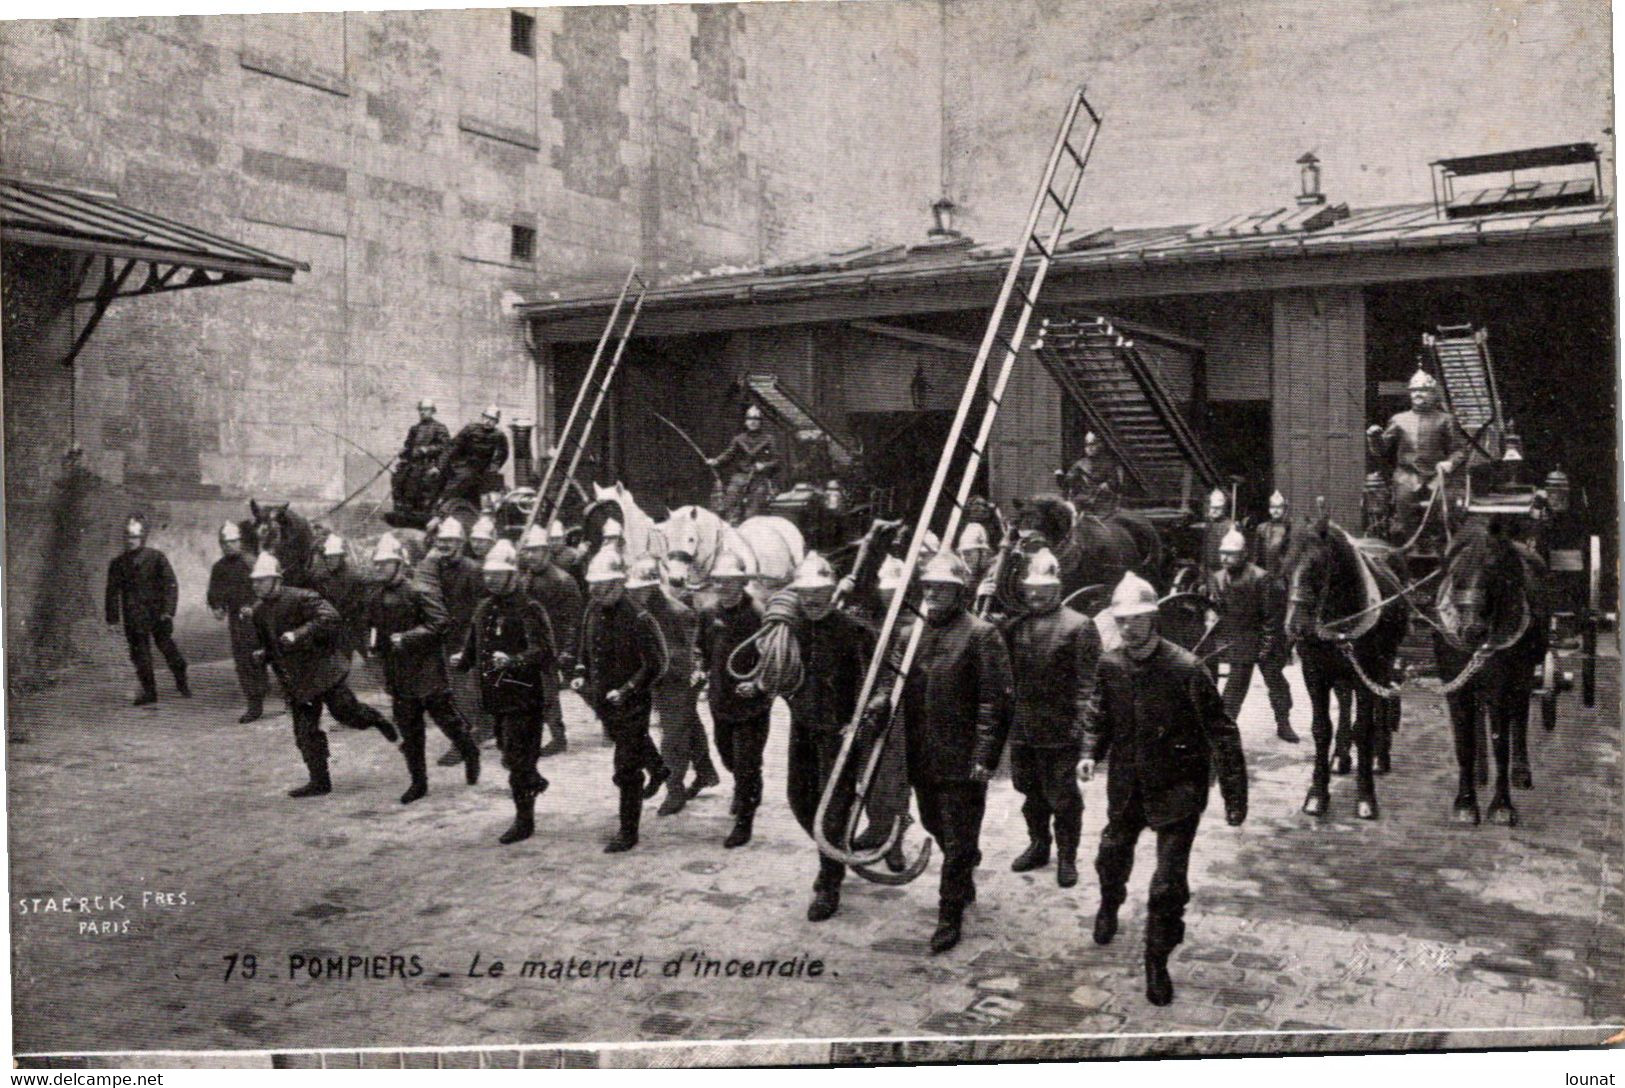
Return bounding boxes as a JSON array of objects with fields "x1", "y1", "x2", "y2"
[{"x1": 8, "y1": 648, "x2": 1622, "y2": 1057}]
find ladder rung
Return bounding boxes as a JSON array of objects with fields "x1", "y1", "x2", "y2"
[
  {"x1": 1063, "y1": 140, "x2": 1088, "y2": 170},
  {"x1": 1046, "y1": 186, "x2": 1070, "y2": 215},
  {"x1": 1027, "y1": 234, "x2": 1052, "y2": 260}
]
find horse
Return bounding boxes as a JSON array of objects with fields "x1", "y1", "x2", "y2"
[
  {"x1": 657, "y1": 503, "x2": 806, "y2": 603},
  {"x1": 1431, "y1": 518, "x2": 1549, "y2": 826},
  {"x1": 580, "y1": 482, "x2": 661, "y2": 560},
  {"x1": 1282, "y1": 515, "x2": 1409, "y2": 820},
  {"x1": 992, "y1": 494, "x2": 1155, "y2": 607},
  {"x1": 240, "y1": 499, "x2": 317, "y2": 587}
]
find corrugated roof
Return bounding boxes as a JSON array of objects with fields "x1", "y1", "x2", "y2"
[
  {"x1": 520, "y1": 198, "x2": 1613, "y2": 322},
  {"x1": 1, "y1": 176, "x2": 308, "y2": 280}
]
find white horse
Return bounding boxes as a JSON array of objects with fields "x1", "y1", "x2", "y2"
[
  {"x1": 657, "y1": 504, "x2": 805, "y2": 596},
  {"x1": 586, "y1": 481, "x2": 660, "y2": 559}
]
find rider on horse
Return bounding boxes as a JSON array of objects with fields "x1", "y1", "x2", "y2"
[
  {"x1": 1057, "y1": 431, "x2": 1125, "y2": 509},
  {"x1": 392, "y1": 398, "x2": 451, "y2": 520}
]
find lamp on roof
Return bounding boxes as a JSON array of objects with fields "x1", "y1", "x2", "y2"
[
  {"x1": 928, "y1": 196, "x2": 961, "y2": 238},
  {"x1": 1297, "y1": 152, "x2": 1324, "y2": 206}
]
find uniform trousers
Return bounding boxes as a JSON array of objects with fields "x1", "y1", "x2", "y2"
[
  {"x1": 915, "y1": 781, "x2": 987, "y2": 910},
  {"x1": 654, "y1": 682, "x2": 715, "y2": 785},
  {"x1": 289, "y1": 681, "x2": 392, "y2": 773},
  {"x1": 395, "y1": 689, "x2": 474, "y2": 783},
  {"x1": 1009, "y1": 743, "x2": 1083, "y2": 855},
  {"x1": 787, "y1": 726, "x2": 856, "y2": 893},
  {"x1": 714, "y1": 710, "x2": 770, "y2": 813},
  {"x1": 1094, "y1": 787, "x2": 1201, "y2": 956},
  {"x1": 228, "y1": 614, "x2": 270, "y2": 707},
  {"x1": 493, "y1": 708, "x2": 548, "y2": 803},
  {"x1": 126, "y1": 623, "x2": 187, "y2": 696}
]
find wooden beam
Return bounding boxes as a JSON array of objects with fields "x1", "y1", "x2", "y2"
[{"x1": 848, "y1": 320, "x2": 981, "y2": 356}]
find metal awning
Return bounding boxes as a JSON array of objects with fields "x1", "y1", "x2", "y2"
[{"x1": 2, "y1": 176, "x2": 308, "y2": 365}]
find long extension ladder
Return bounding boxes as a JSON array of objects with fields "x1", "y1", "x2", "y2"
[
  {"x1": 521, "y1": 268, "x2": 647, "y2": 538},
  {"x1": 813, "y1": 87, "x2": 1102, "y2": 878},
  {"x1": 1423, "y1": 324, "x2": 1504, "y2": 462}
]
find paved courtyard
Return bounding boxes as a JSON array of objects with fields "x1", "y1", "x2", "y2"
[{"x1": 8, "y1": 646, "x2": 1622, "y2": 1057}]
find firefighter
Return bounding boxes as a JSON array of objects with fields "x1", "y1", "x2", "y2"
[
  {"x1": 249, "y1": 552, "x2": 398, "y2": 798},
  {"x1": 571, "y1": 546, "x2": 670, "y2": 853},
  {"x1": 957, "y1": 521, "x2": 994, "y2": 590},
  {"x1": 393, "y1": 398, "x2": 451, "y2": 517},
  {"x1": 697, "y1": 552, "x2": 773, "y2": 848},
  {"x1": 626, "y1": 555, "x2": 719, "y2": 816},
  {"x1": 106, "y1": 516, "x2": 190, "y2": 706},
  {"x1": 896, "y1": 549, "x2": 1013, "y2": 954},
  {"x1": 1080, "y1": 572, "x2": 1247, "y2": 1007},
  {"x1": 1208, "y1": 528, "x2": 1295, "y2": 741},
  {"x1": 1367, "y1": 368, "x2": 1466, "y2": 546},
  {"x1": 781, "y1": 552, "x2": 884, "y2": 922},
  {"x1": 207, "y1": 521, "x2": 269, "y2": 722},
  {"x1": 310, "y1": 533, "x2": 372, "y2": 659},
  {"x1": 1251, "y1": 491, "x2": 1299, "y2": 744},
  {"x1": 1199, "y1": 487, "x2": 1241, "y2": 575},
  {"x1": 518, "y1": 522, "x2": 580, "y2": 757},
  {"x1": 367, "y1": 532, "x2": 480, "y2": 805},
  {"x1": 440, "y1": 405, "x2": 510, "y2": 508},
  {"x1": 1058, "y1": 431, "x2": 1125, "y2": 508},
  {"x1": 1003, "y1": 547, "x2": 1099, "y2": 888},
  {"x1": 419, "y1": 516, "x2": 492, "y2": 764},
  {"x1": 706, "y1": 403, "x2": 780, "y2": 523},
  {"x1": 468, "y1": 515, "x2": 499, "y2": 562},
  {"x1": 456, "y1": 540, "x2": 556, "y2": 844}
]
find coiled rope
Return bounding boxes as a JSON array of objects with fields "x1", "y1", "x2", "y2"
[{"x1": 727, "y1": 590, "x2": 806, "y2": 695}]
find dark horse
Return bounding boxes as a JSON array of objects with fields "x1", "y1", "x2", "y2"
[
  {"x1": 1432, "y1": 518, "x2": 1549, "y2": 827},
  {"x1": 1283, "y1": 516, "x2": 1409, "y2": 820},
  {"x1": 996, "y1": 494, "x2": 1162, "y2": 607},
  {"x1": 238, "y1": 499, "x2": 318, "y2": 587}
]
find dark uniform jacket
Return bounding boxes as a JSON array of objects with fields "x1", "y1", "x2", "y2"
[
  {"x1": 367, "y1": 575, "x2": 453, "y2": 700},
  {"x1": 441, "y1": 422, "x2": 509, "y2": 483},
  {"x1": 1082, "y1": 639, "x2": 1248, "y2": 829},
  {"x1": 1208, "y1": 562, "x2": 1276, "y2": 665},
  {"x1": 1062, "y1": 452, "x2": 1124, "y2": 502},
  {"x1": 206, "y1": 553, "x2": 256, "y2": 615},
  {"x1": 902, "y1": 609, "x2": 1013, "y2": 783},
  {"x1": 458, "y1": 591, "x2": 556, "y2": 715},
  {"x1": 252, "y1": 587, "x2": 349, "y2": 703},
  {"x1": 716, "y1": 431, "x2": 779, "y2": 480},
  {"x1": 106, "y1": 547, "x2": 179, "y2": 632},
  {"x1": 524, "y1": 562, "x2": 583, "y2": 671},
  {"x1": 639, "y1": 587, "x2": 697, "y2": 684},
  {"x1": 399, "y1": 418, "x2": 451, "y2": 463},
  {"x1": 578, "y1": 596, "x2": 666, "y2": 723},
  {"x1": 310, "y1": 566, "x2": 375, "y2": 656},
  {"x1": 1253, "y1": 519, "x2": 1293, "y2": 581},
  {"x1": 1368, "y1": 408, "x2": 1465, "y2": 485},
  {"x1": 415, "y1": 555, "x2": 483, "y2": 642},
  {"x1": 786, "y1": 609, "x2": 876, "y2": 733},
  {"x1": 698, "y1": 597, "x2": 773, "y2": 722},
  {"x1": 1004, "y1": 605, "x2": 1100, "y2": 748}
]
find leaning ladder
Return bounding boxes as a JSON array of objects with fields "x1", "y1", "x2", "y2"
[
  {"x1": 522, "y1": 267, "x2": 647, "y2": 537},
  {"x1": 813, "y1": 87, "x2": 1103, "y2": 871}
]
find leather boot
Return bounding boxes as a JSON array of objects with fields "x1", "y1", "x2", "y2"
[
  {"x1": 437, "y1": 747, "x2": 461, "y2": 767},
  {"x1": 1056, "y1": 851, "x2": 1079, "y2": 888},
  {"x1": 657, "y1": 781, "x2": 687, "y2": 817},
  {"x1": 539, "y1": 722, "x2": 567, "y2": 758},
  {"x1": 239, "y1": 700, "x2": 264, "y2": 725},
  {"x1": 1145, "y1": 949, "x2": 1174, "y2": 1006},
  {"x1": 499, "y1": 796, "x2": 536, "y2": 845},
  {"x1": 1011, "y1": 839, "x2": 1051, "y2": 872},
  {"x1": 457, "y1": 733, "x2": 481, "y2": 785},
  {"x1": 289, "y1": 757, "x2": 332, "y2": 799},
  {"x1": 1055, "y1": 819, "x2": 1081, "y2": 888},
  {"x1": 642, "y1": 761, "x2": 671, "y2": 800},
  {"x1": 1093, "y1": 902, "x2": 1119, "y2": 945},
  {"x1": 930, "y1": 902, "x2": 964, "y2": 955},
  {"x1": 174, "y1": 665, "x2": 192, "y2": 698},
  {"x1": 806, "y1": 884, "x2": 840, "y2": 922},
  {"x1": 687, "y1": 756, "x2": 721, "y2": 799},
  {"x1": 1276, "y1": 718, "x2": 1300, "y2": 744},
  {"x1": 604, "y1": 788, "x2": 641, "y2": 853},
  {"x1": 133, "y1": 688, "x2": 158, "y2": 707},
  {"x1": 723, "y1": 807, "x2": 755, "y2": 849}
]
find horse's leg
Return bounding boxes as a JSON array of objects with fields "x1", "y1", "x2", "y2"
[
  {"x1": 1302, "y1": 663, "x2": 1333, "y2": 816},
  {"x1": 1447, "y1": 690, "x2": 1480, "y2": 825},
  {"x1": 1474, "y1": 698, "x2": 1491, "y2": 787},
  {"x1": 1354, "y1": 688, "x2": 1379, "y2": 820},
  {"x1": 1374, "y1": 695, "x2": 1394, "y2": 775},
  {"x1": 1510, "y1": 676, "x2": 1534, "y2": 790},
  {"x1": 1331, "y1": 681, "x2": 1353, "y2": 776},
  {"x1": 1485, "y1": 677, "x2": 1519, "y2": 827}
]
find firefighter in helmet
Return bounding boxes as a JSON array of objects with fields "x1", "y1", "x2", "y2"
[
  {"x1": 707, "y1": 403, "x2": 780, "y2": 524},
  {"x1": 1367, "y1": 368, "x2": 1467, "y2": 546}
]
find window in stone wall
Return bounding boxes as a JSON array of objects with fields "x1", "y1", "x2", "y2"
[
  {"x1": 511, "y1": 224, "x2": 536, "y2": 264},
  {"x1": 510, "y1": 11, "x2": 535, "y2": 57}
]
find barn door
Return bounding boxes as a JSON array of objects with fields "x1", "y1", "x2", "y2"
[{"x1": 1272, "y1": 288, "x2": 1366, "y2": 526}]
